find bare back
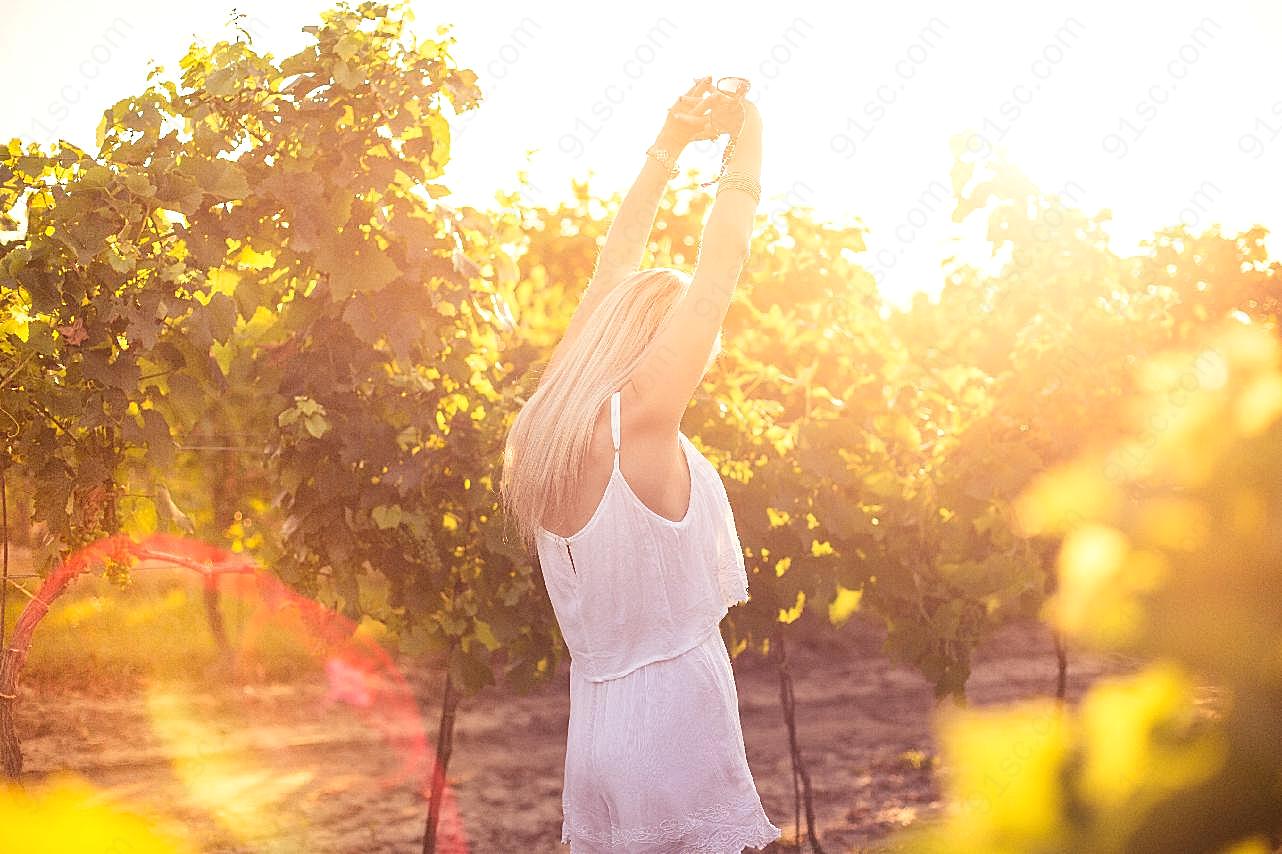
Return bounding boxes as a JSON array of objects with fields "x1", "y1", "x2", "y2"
[{"x1": 542, "y1": 385, "x2": 693, "y2": 539}]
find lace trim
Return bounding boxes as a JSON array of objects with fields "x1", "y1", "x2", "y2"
[
  {"x1": 561, "y1": 796, "x2": 782, "y2": 852},
  {"x1": 717, "y1": 548, "x2": 749, "y2": 609},
  {"x1": 714, "y1": 478, "x2": 750, "y2": 610}
]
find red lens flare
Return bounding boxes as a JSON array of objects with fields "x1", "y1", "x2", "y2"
[{"x1": 0, "y1": 531, "x2": 470, "y2": 851}]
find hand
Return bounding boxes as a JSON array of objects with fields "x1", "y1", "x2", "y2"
[
  {"x1": 706, "y1": 91, "x2": 751, "y2": 138},
  {"x1": 655, "y1": 77, "x2": 720, "y2": 150}
]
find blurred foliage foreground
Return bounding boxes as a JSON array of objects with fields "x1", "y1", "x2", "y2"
[
  {"x1": 893, "y1": 322, "x2": 1282, "y2": 853},
  {"x1": 1, "y1": 0, "x2": 1280, "y2": 850},
  {"x1": 0, "y1": 772, "x2": 196, "y2": 853}
]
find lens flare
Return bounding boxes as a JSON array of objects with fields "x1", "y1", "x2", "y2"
[{"x1": 0, "y1": 532, "x2": 468, "y2": 851}]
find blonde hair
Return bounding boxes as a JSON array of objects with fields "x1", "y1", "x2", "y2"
[{"x1": 500, "y1": 266, "x2": 722, "y2": 554}]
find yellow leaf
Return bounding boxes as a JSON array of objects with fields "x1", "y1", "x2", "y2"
[
  {"x1": 207, "y1": 267, "x2": 241, "y2": 295},
  {"x1": 416, "y1": 39, "x2": 444, "y2": 60},
  {"x1": 354, "y1": 614, "x2": 389, "y2": 644},
  {"x1": 828, "y1": 585, "x2": 862, "y2": 626},
  {"x1": 333, "y1": 59, "x2": 361, "y2": 89},
  {"x1": 1078, "y1": 662, "x2": 1224, "y2": 806},
  {"x1": 231, "y1": 244, "x2": 275, "y2": 270},
  {"x1": 810, "y1": 539, "x2": 834, "y2": 557},
  {"x1": 2, "y1": 307, "x2": 30, "y2": 343},
  {"x1": 335, "y1": 33, "x2": 362, "y2": 63},
  {"x1": 778, "y1": 589, "x2": 805, "y2": 624},
  {"x1": 931, "y1": 699, "x2": 1070, "y2": 841},
  {"x1": 1012, "y1": 461, "x2": 1122, "y2": 537}
]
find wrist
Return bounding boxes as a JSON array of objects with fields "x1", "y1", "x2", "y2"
[
  {"x1": 653, "y1": 129, "x2": 687, "y2": 152},
  {"x1": 645, "y1": 142, "x2": 680, "y2": 179}
]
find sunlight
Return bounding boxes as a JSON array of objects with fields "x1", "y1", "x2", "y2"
[
  {"x1": 146, "y1": 682, "x2": 315, "y2": 840},
  {"x1": 3, "y1": 2, "x2": 1280, "y2": 850}
]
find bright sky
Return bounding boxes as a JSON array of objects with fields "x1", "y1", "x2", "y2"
[{"x1": 3, "y1": 1, "x2": 1280, "y2": 308}]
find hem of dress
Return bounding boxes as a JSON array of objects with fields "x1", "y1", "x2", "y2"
[
  {"x1": 561, "y1": 800, "x2": 782, "y2": 853},
  {"x1": 576, "y1": 613, "x2": 729, "y2": 682},
  {"x1": 739, "y1": 815, "x2": 784, "y2": 852},
  {"x1": 743, "y1": 815, "x2": 779, "y2": 846}
]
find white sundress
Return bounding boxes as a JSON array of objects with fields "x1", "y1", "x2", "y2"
[{"x1": 535, "y1": 389, "x2": 782, "y2": 854}]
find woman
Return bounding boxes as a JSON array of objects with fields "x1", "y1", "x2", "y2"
[{"x1": 500, "y1": 76, "x2": 779, "y2": 852}]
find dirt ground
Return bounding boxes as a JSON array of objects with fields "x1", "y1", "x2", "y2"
[{"x1": 14, "y1": 612, "x2": 1134, "y2": 853}]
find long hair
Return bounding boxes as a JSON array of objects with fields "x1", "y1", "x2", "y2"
[{"x1": 500, "y1": 266, "x2": 721, "y2": 554}]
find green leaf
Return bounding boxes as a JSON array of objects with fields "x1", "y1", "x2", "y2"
[
  {"x1": 62, "y1": 212, "x2": 122, "y2": 266},
  {"x1": 303, "y1": 412, "x2": 330, "y2": 438},
  {"x1": 205, "y1": 66, "x2": 238, "y2": 98},
  {"x1": 82, "y1": 165, "x2": 113, "y2": 188},
  {"x1": 176, "y1": 222, "x2": 228, "y2": 268},
  {"x1": 332, "y1": 59, "x2": 361, "y2": 89},
  {"x1": 124, "y1": 172, "x2": 156, "y2": 197},
  {"x1": 163, "y1": 371, "x2": 206, "y2": 426},
  {"x1": 372, "y1": 503, "x2": 403, "y2": 530},
  {"x1": 447, "y1": 645, "x2": 495, "y2": 694},
  {"x1": 315, "y1": 230, "x2": 402, "y2": 299},
  {"x1": 186, "y1": 157, "x2": 249, "y2": 201},
  {"x1": 334, "y1": 33, "x2": 362, "y2": 62},
  {"x1": 152, "y1": 169, "x2": 204, "y2": 215},
  {"x1": 143, "y1": 408, "x2": 176, "y2": 470},
  {"x1": 471, "y1": 619, "x2": 501, "y2": 652},
  {"x1": 356, "y1": 566, "x2": 392, "y2": 616},
  {"x1": 203, "y1": 292, "x2": 238, "y2": 342}
]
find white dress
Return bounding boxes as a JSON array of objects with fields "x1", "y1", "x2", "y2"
[{"x1": 536, "y1": 390, "x2": 782, "y2": 853}]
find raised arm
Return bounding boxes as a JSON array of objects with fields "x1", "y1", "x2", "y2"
[
  {"x1": 543, "y1": 78, "x2": 718, "y2": 381},
  {"x1": 589, "y1": 77, "x2": 720, "y2": 293},
  {"x1": 629, "y1": 99, "x2": 763, "y2": 429}
]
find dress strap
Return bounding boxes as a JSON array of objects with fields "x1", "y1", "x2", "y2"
[{"x1": 609, "y1": 390, "x2": 621, "y2": 454}]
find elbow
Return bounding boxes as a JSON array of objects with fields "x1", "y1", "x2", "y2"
[{"x1": 725, "y1": 239, "x2": 752, "y2": 270}]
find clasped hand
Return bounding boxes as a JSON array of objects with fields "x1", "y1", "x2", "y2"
[{"x1": 657, "y1": 76, "x2": 754, "y2": 150}]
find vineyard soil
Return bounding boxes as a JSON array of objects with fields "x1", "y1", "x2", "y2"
[{"x1": 14, "y1": 612, "x2": 1138, "y2": 853}]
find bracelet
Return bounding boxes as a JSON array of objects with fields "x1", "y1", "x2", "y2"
[
  {"x1": 645, "y1": 145, "x2": 679, "y2": 178},
  {"x1": 715, "y1": 171, "x2": 761, "y2": 204}
]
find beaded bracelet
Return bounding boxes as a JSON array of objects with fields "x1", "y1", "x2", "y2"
[
  {"x1": 645, "y1": 145, "x2": 679, "y2": 178},
  {"x1": 715, "y1": 171, "x2": 761, "y2": 204}
]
